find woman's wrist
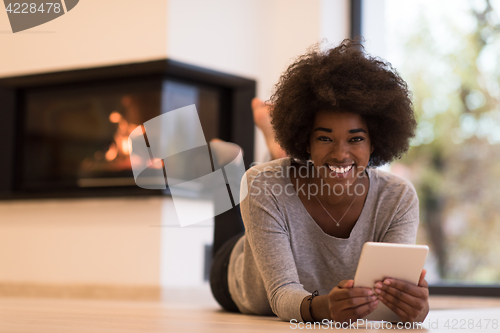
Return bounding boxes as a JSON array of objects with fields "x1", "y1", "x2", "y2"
[{"x1": 300, "y1": 294, "x2": 332, "y2": 322}]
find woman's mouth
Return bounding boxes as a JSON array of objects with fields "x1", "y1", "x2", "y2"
[{"x1": 326, "y1": 163, "x2": 355, "y2": 178}]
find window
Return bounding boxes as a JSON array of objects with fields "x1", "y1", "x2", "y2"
[{"x1": 362, "y1": 0, "x2": 500, "y2": 288}]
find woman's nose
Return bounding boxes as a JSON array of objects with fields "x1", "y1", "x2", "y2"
[{"x1": 330, "y1": 142, "x2": 349, "y2": 160}]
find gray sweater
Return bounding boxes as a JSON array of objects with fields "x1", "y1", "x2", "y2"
[{"x1": 227, "y1": 158, "x2": 419, "y2": 322}]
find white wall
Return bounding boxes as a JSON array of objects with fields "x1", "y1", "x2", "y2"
[
  {"x1": 0, "y1": 0, "x2": 168, "y2": 77},
  {"x1": 321, "y1": 0, "x2": 350, "y2": 49},
  {"x1": 0, "y1": 198, "x2": 161, "y2": 286},
  {"x1": 168, "y1": 0, "x2": 341, "y2": 97},
  {"x1": 0, "y1": 0, "x2": 350, "y2": 294}
]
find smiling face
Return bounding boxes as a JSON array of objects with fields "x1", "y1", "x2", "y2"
[{"x1": 307, "y1": 111, "x2": 374, "y2": 188}]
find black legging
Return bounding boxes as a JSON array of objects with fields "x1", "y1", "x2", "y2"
[{"x1": 209, "y1": 204, "x2": 245, "y2": 312}]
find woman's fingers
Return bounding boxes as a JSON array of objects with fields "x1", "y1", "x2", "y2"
[
  {"x1": 336, "y1": 279, "x2": 354, "y2": 289},
  {"x1": 374, "y1": 277, "x2": 429, "y2": 321},
  {"x1": 329, "y1": 282, "x2": 380, "y2": 322},
  {"x1": 330, "y1": 286, "x2": 373, "y2": 302},
  {"x1": 338, "y1": 295, "x2": 378, "y2": 309},
  {"x1": 343, "y1": 298, "x2": 379, "y2": 319},
  {"x1": 418, "y1": 269, "x2": 427, "y2": 286},
  {"x1": 378, "y1": 296, "x2": 411, "y2": 321},
  {"x1": 330, "y1": 296, "x2": 379, "y2": 322},
  {"x1": 378, "y1": 278, "x2": 428, "y2": 299},
  {"x1": 376, "y1": 289, "x2": 417, "y2": 318},
  {"x1": 418, "y1": 270, "x2": 429, "y2": 288}
]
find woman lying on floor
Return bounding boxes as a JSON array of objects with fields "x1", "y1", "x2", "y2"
[{"x1": 210, "y1": 39, "x2": 429, "y2": 324}]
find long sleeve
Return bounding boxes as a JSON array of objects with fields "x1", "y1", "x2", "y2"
[{"x1": 239, "y1": 171, "x2": 310, "y2": 321}]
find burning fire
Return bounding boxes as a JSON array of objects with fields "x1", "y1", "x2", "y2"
[{"x1": 80, "y1": 96, "x2": 146, "y2": 172}]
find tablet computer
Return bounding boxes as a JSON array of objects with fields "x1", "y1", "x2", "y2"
[{"x1": 353, "y1": 242, "x2": 429, "y2": 323}]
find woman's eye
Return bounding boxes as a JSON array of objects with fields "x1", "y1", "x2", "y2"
[
  {"x1": 350, "y1": 137, "x2": 364, "y2": 142},
  {"x1": 318, "y1": 136, "x2": 331, "y2": 142}
]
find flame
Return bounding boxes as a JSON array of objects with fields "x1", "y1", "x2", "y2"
[
  {"x1": 121, "y1": 138, "x2": 129, "y2": 155},
  {"x1": 109, "y1": 112, "x2": 122, "y2": 123},
  {"x1": 105, "y1": 143, "x2": 118, "y2": 161},
  {"x1": 105, "y1": 117, "x2": 135, "y2": 160},
  {"x1": 81, "y1": 95, "x2": 141, "y2": 172}
]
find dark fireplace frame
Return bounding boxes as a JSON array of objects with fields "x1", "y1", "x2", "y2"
[{"x1": 0, "y1": 59, "x2": 255, "y2": 200}]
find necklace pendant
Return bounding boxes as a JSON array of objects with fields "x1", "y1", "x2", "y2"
[{"x1": 310, "y1": 175, "x2": 358, "y2": 228}]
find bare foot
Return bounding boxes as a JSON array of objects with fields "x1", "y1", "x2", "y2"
[
  {"x1": 252, "y1": 98, "x2": 273, "y2": 135},
  {"x1": 251, "y1": 98, "x2": 287, "y2": 160}
]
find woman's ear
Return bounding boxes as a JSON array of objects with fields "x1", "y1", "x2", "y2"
[{"x1": 370, "y1": 145, "x2": 374, "y2": 154}]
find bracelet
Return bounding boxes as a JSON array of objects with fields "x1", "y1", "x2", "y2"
[{"x1": 307, "y1": 290, "x2": 320, "y2": 322}]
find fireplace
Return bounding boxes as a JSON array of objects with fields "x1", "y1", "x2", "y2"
[{"x1": 0, "y1": 60, "x2": 255, "y2": 199}]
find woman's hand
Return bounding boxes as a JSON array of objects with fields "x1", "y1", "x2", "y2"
[
  {"x1": 374, "y1": 269, "x2": 429, "y2": 323},
  {"x1": 328, "y1": 279, "x2": 379, "y2": 323}
]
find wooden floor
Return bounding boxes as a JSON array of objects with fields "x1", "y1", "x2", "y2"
[{"x1": 2, "y1": 285, "x2": 500, "y2": 332}]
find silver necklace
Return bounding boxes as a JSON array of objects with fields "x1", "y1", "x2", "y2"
[{"x1": 310, "y1": 175, "x2": 358, "y2": 227}]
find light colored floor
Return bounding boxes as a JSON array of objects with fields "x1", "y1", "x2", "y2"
[{"x1": 1, "y1": 285, "x2": 500, "y2": 333}]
